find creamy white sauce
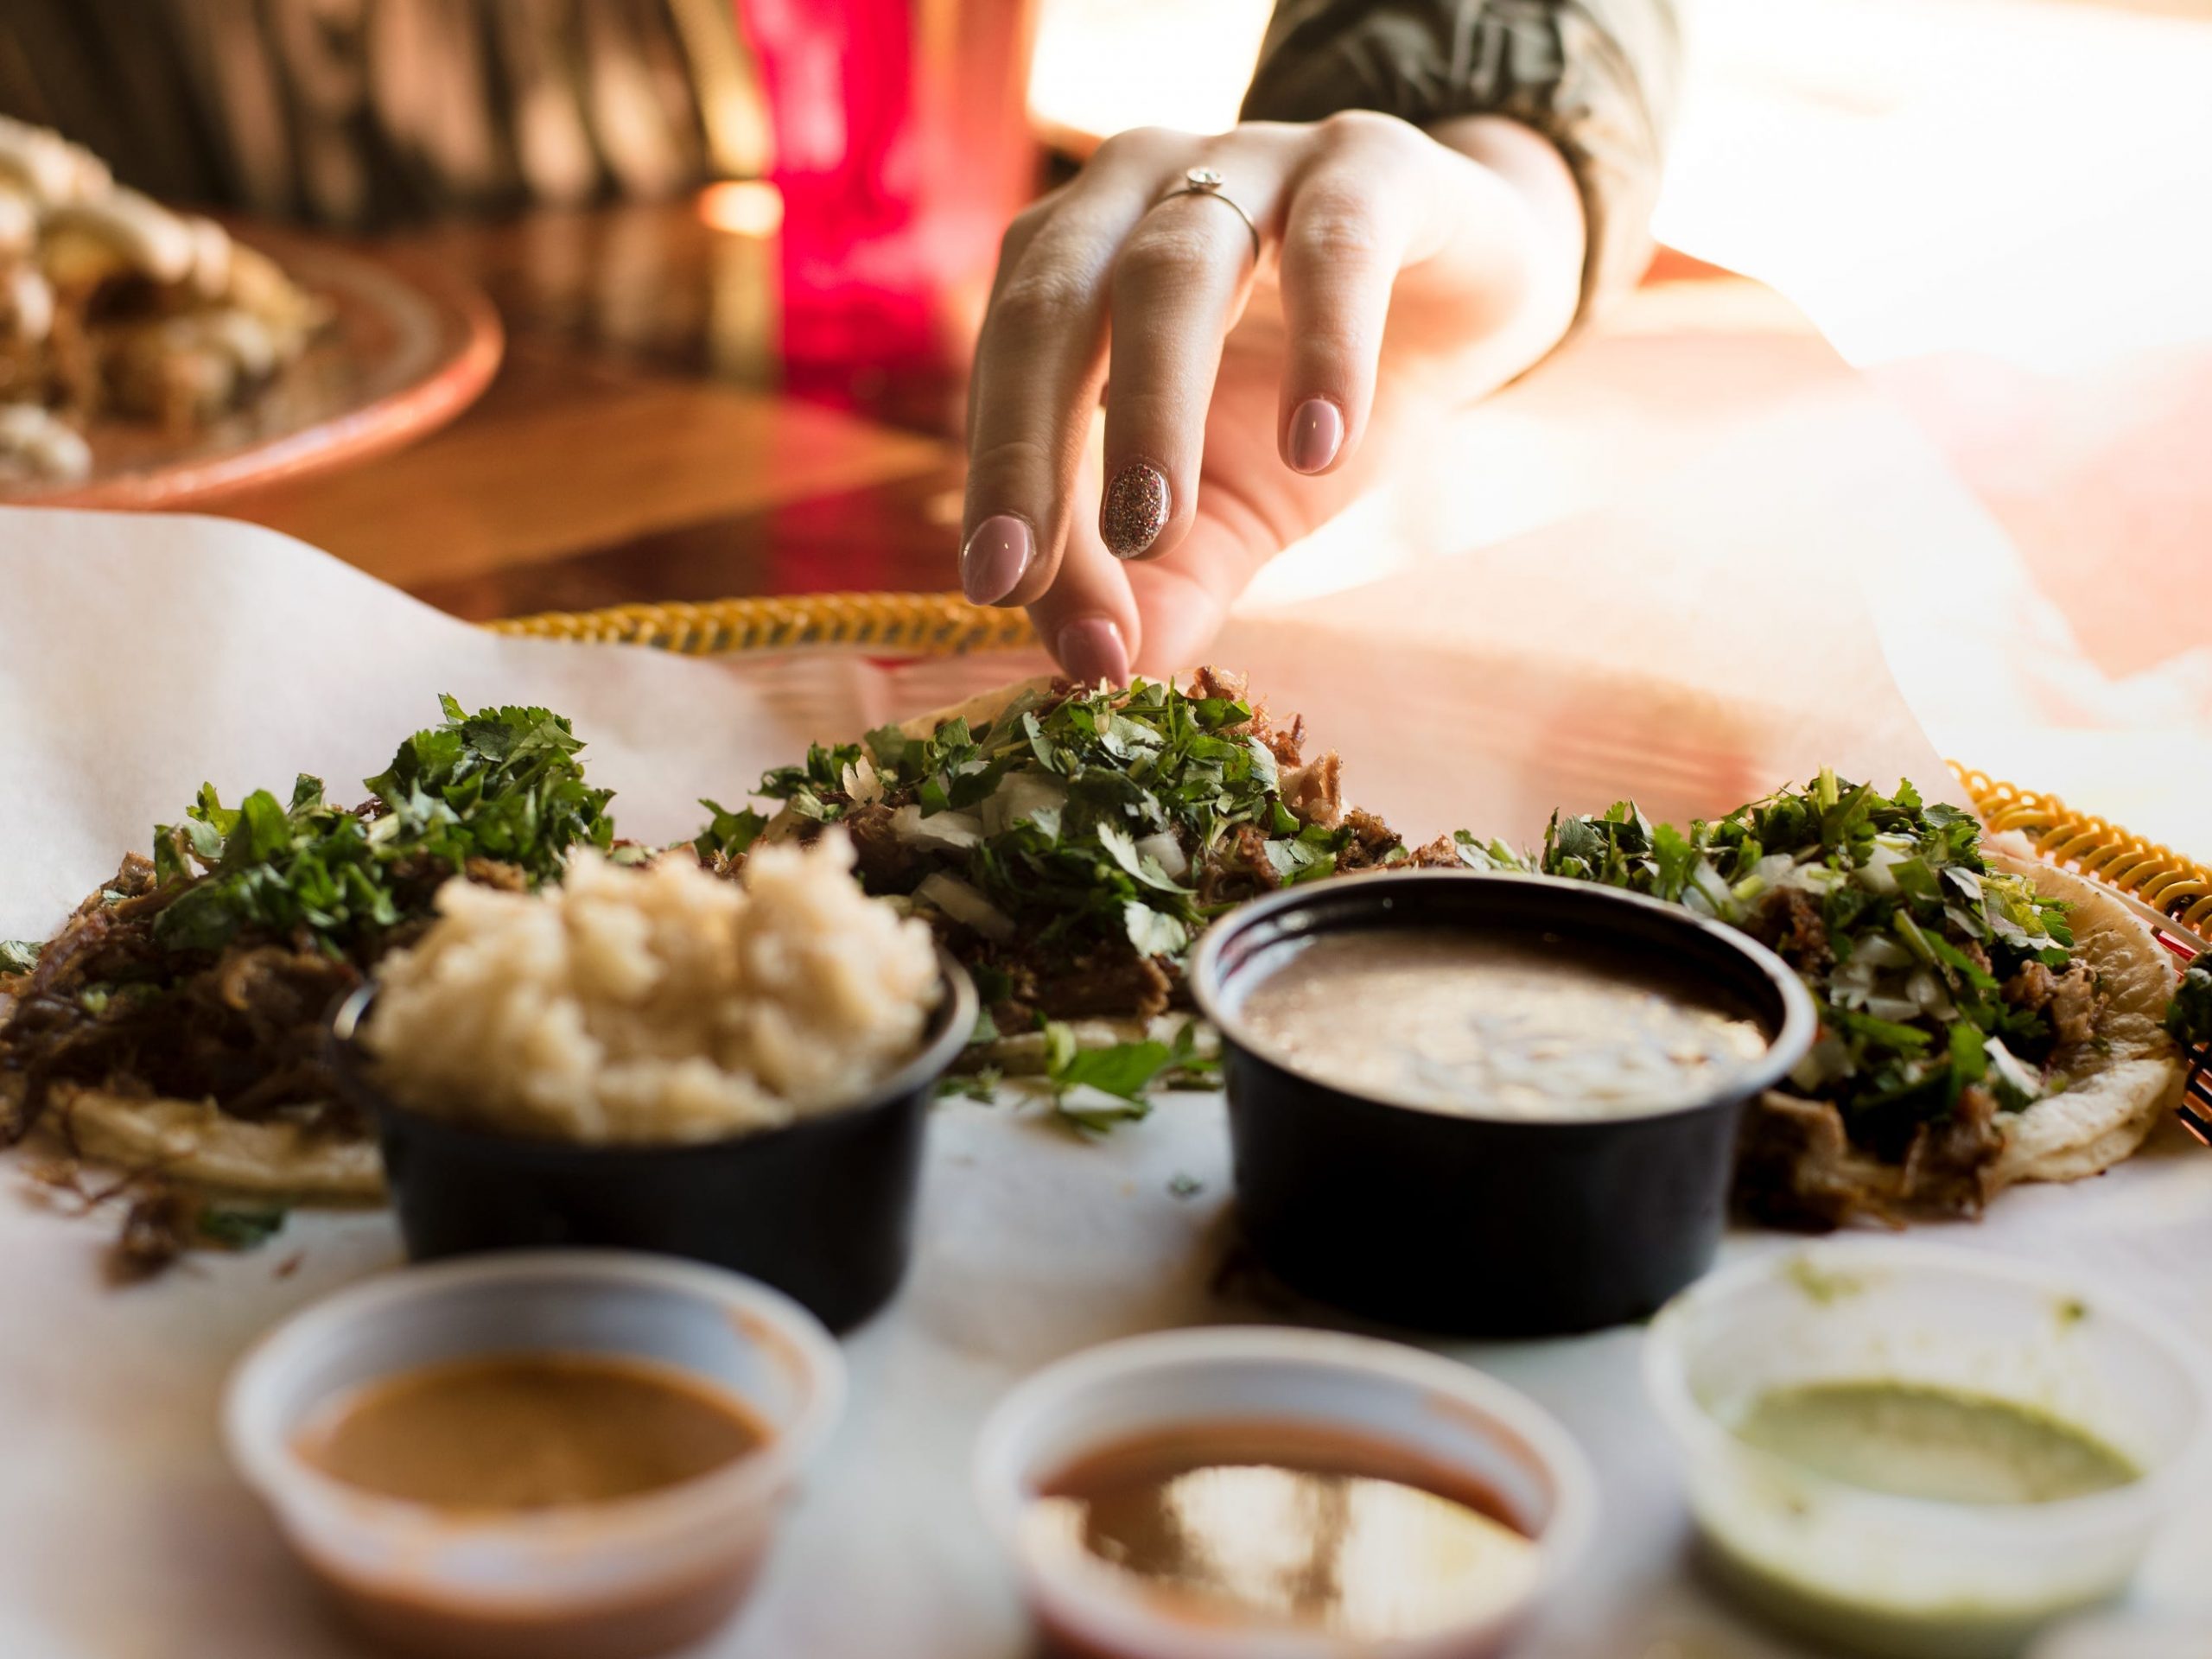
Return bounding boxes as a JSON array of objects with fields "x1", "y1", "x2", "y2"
[{"x1": 1235, "y1": 931, "x2": 1767, "y2": 1122}]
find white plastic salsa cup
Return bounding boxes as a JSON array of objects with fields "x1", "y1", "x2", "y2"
[
  {"x1": 1645, "y1": 1240, "x2": 2212, "y2": 1659},
  {"x1": 224, "y1": 1250, "x2": 845, "y2": 1659},
  {"x1": 974, "y1": 1325, "x2": 1598, "y2": 1659}
]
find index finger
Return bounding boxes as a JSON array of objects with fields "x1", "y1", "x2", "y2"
[
  {"x1": 1025, "y1": 443, "x2": 1142, "y2": 685},
  {"x1": 959, "y1": 132, "x2": 1180, "y2": 609}
]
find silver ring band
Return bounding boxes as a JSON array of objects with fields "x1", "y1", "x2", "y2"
[{"x1": 1154, "y1": 166, "x2": 1261, "y2": 261}]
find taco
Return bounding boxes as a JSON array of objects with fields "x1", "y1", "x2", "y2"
[
  {"x1": 1462, "y1": 780, "x2": 2185, "y2": 1226},
  {"x1": 695, "y1": 669, "x2": 1421, "y2": 1066},
  {"x1": 0, "y1": 699, "x2": 616, "y2": 1257}
]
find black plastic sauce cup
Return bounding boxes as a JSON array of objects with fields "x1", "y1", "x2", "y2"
[
  {"x1": 1190, "y1": 871, "x2": 1816, "y2": 1338},
  {"x1": 327, "y1": 953, "x2": 976, "y2": 1333}
]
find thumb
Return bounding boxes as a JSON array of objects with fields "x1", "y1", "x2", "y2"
[{"x1": 1123, "y1": 512, "x2": 1276, "y2": 678}]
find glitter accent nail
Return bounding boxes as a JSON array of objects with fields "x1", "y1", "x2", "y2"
[{"x1": 1101, "y1": 463, "x2": 1169, "y2": 558}]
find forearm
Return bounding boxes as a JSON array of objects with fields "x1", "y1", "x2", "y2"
[{"x1": 1244, "y1": 0, "x2": 1680, "y2": 322}]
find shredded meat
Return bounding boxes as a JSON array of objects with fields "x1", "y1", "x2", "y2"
[
  {"x1": 1187, "y1": 666, "x2": 1243, "y2": 703},
  {"x1": 1280, "y1": 753, "x2": 1343, "y2": 828},
  {"x1": 1032, "y1": 949, "x2": 1174, "y2": 1023},
  {"x1": 1733, "y1": 1091, "x2": 1905, "y2": 1230},
  {"x1": 2046, "y1": 965, "x2": 2100, "y2": 1048},
  {"x1": 461, "y1": 856, "x2": 530, "y2": 893},
  {"x1": 0, "y1": 850, "x2": 524, "y2": 1150},
  {"x1": 1895, "y1": 1084, "x2": 2004, "y2": 1217},
  {"x1": 1404, "y1": 834, "x2": 1465, "y2": 868},
  {"x1": 2004, "y1": 959, "x2": 2101, "y2": 1050},
  {"x1": 951, "y1": 934, "x2": 1177, "y2": 1031},
  {"x1": 5, "y1": 933, "x2": 360, "y2": 1143},
  {"x1": 2003, "y1": 959, "x2": 2056, "y2": 1011},
  {"x1": 1746, "y1": 887, "x2": 1834, "y2": 976},
  {"x1": 1335, "y1": 808, "x2": 1405, "y2": 873},
  {"x1": 1192, "y1": 665, "x2": 1306, "y2": 769},
  {"x1": 114, "y1": 1184, "x2": 197, "y2": 1281},
  {"x1": 1734, "y1": 1082, "x2": 2005, "y2": 1230},
  {"x1": 1196, "y1": 823, "x2": 1282, "y2": 908},
  {"x1": 841, "y1": 801, "x2": 920, "y2": 892}
]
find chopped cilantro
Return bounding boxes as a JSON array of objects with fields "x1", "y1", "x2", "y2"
[
  {"x1": 2170, "y1": 950, "x2": 2212, "y2": 1052},
  {"x1": 151, "y1": 698, "x2": 614, "y2": 960},
  {"x1": 696, "y1": 798, "x2": 768, "y2": 858},
  {"x1": 719, "y1": 677, "x2": 1378, "y2": 979},
  {"x1": 936, "y1": 1068, "x2": 1003, "y2": 1103},
  {"x1": 195, "y1": 1205, "x2": 287, "y2": 1250},
  {"x1": 1039, "y1": 1017, "x2": 1217, "y2": 1136}
]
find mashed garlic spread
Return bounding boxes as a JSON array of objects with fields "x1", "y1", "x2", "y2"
[{"x1": 366, "y1": 836, "x2": 939, "y2": 1143}]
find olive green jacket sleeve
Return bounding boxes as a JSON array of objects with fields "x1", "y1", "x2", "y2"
[{"x1": 1242, "y1": 0, "x2": 1680, "y2": 321}]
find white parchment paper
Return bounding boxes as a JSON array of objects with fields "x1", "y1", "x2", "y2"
[{"x1": 0, "y1": 490, "x2": 2204, "y2": 1659}]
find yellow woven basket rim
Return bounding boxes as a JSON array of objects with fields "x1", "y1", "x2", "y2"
[
  {"x1": 488, "y1": 591, "x2": 2210, "y2": 940},
  {"x1": 487, "y1": 590, "x2": 1036, "y2": 655}
]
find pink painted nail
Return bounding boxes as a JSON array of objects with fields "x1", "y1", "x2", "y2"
[
  {"x1": 1287, "y1": 399, "x2": 1344, "y2": 474},
  {"x1": 1056, "y1": 616, "x2": 1130, "y2": 687},
  {"x1": 960, "y1": 514, "x2": 1032, "y2": 604}
]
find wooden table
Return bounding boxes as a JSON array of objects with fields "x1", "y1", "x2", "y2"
[{"x1": 211, "y1": 198, "x2": 972, "y2": 622}]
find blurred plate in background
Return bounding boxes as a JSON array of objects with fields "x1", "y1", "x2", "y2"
[{"x1": 11, "y1": 221, "x2": 501, "y2": 512}]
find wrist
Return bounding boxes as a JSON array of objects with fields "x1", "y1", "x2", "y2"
[{"x1": 1419, "y1": 114, "x2": 1586, "y2": 375}]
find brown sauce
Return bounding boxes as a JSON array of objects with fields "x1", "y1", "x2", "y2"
[
  {"x1": 294, "y1": 1352, "x2": 767, "y2": 1510},
  {"x1": 1025, "y1": 1421, "x2": 1541, "y2": 1641}
]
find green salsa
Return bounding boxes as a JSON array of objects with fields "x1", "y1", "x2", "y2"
[{"x1": 1732, "y1": 1381, "x2": 2139, "y2": 1504}]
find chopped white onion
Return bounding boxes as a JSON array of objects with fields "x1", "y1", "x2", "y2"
[
  {"x1": 980, "y1": 773, "x2": 1067, "y2": 835},
  {"x1": 891, "y1": 804, "x2": 982, "y2": 851},
  {"x1": 1751, "y1": 853, "x2": 1797, "y2": 889},
  {"x1": 1907, "y1": 969, "x2": 1953, "y2": 1019},
  {"x1": 1789, "y1": 1033, "x2": 1850, "y2": 1091},
  {"x1": 1858, "y1": 837, "x2": 1913, "y2": 896},
  {"x1": 1986, "y1": 1037, "x2": 2044, "y2": 1103},
  {"x1": 1784, "y1": 861, "x2": 1843, "y2": 894},
  {"x1": 842, "y1": 757, "x2": 884, "y2": 804},
  {"x1": 1135, "y1": 830, "x2": 1189, "y2": 881},
  {"x1": 1852, "y1": 935, "x2": 1912, "y2": 971},
  {"x1": 1865, "y1": 994, "x2": 1923, "y2": 1022},
  {"x1": 1691, "y1": 866, "x2": 1737, "y2": 914},
  {"x1": 914, "y1": 873, "x2": 1014, "y2": 940}
]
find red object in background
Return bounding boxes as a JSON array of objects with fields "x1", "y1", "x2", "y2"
[{"x1": 741, "y1": 0, "x2": 1039, "y2": 404}]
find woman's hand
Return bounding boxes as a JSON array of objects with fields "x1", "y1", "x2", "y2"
[{"x1": 958, "y1": 111, "x2": 1586, "y2": 682}]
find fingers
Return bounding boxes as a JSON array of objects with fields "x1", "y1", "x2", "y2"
[
  {"x1": 958, "y1": 131, "x2": 1180, "y2": 608},
  {"x1": 1027, "y1": 448, "x2": 1141, "y2": 686},
  {"x1": 1271, "y1": 112, "x2": 1431, "y2": 477},
  {"x1": 1122, "y1": 518, "x2": 1275, "y2": 677},
  {"x1": 975, "y1": 111, "x2": 1456, "y2": 681},
  {"x1": 1030, "y1": 411, "x2": 1285, "y2": 685},
  {"x1": 1096, "y1": 153, "x2": 1286, "y2": 563}
]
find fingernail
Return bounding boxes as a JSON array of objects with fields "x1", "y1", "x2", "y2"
[
  {"x1": 1100, "y1": 462, "x2": 1169, "y2": 558},
  {"x1": 960, "y1": 514, "x2": 1031, "y2": 604},
  {"x1": 1056, "y1": 616, "x2": 1130, "y2": 687},
  {"x1": 1287, "y1": 399, "x2": 1344, "y2": 474}
]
